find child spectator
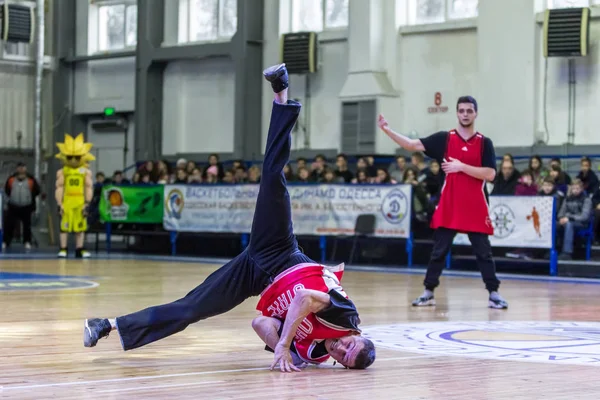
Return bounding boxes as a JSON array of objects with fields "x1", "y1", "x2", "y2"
[{"x1": 515, "y1": 171, "x2": 538, "y2": 196}]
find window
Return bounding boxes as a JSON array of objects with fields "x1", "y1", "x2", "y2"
[
  {"x1": 97, "y1": 2, "x2": 137, "y2": 52},
  {"x1": 341, "y1": 101, "x2": 376, "y2": 154},
  {"x1": 404, "y1": 0, "x2": 478, "y2": 25},
  {"x1": 178, "y1": 0, "x2": 237, "y2": 43},
  {"x1": 2, "y1": 42, "x2": 32, "y2": 60},
  {"x1": 282, "y1": 0, "x2": 348, "y2": 33},
  {"x1": 548, "y1": 0, "x2": 600, "y2": 7}
]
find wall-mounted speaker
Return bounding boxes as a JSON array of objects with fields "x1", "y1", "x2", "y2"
[
  {"x1": 280, "y1": 32, "x2": 317, "y2": 74},
  {"x1": 543, "y1": 7, "x2": 590, "y2": 58}
]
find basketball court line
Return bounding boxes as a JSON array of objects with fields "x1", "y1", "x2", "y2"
[
  {"x1": 0, "y1": 355, "x2": 438, "y2": 392},
  {"x1": 95, "y1": 380, "x2": 225, "y2": 393}
]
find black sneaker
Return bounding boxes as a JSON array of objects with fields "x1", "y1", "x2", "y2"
[
  {"x1": 488, "y1": 296, "x2": 508, "y2": 309},
  {"x1": 412, "y1": 294, "x2": 435, "y2": 306},
  {"x1": 84, "y1": 318, "x2": 112, "y2": 347},
  {"x1": 263, "y1": 63, "x2": 289, "y2": 93}
]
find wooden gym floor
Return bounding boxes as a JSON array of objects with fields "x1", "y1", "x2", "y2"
[{"x1": 1, "y1": 257, "x2": 599, "y2": 399}]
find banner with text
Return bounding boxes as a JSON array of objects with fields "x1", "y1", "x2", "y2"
[
  {"x1": 99, "y1": 185, "x2": 164, "y2": 223},
  {"x1": 163, "y1": 184, "x2": 412, "y2": 238},
  {"x1": 454, "y1": 196, "x2": 555, "y2": 248}
]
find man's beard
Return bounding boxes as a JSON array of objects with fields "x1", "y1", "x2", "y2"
[{"x1": 459, "y1": 121, "x2": 473, "y2": 128}]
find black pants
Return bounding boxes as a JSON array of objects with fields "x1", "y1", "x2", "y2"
[
  {"x1": 424, "y1": 227, "x2": 500, "y2": 293},
  {"x1": 3, "y1": 204, "x2": 33, "y2": 246},
  {"x1": 115, "y1": 101, "x2": 314, "y2": 351}
]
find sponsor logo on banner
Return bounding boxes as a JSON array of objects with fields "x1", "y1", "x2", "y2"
[
  {"x1": 489, "y1": 203, "x2": 516, "y2": 238},
  {"x1": 362, "y1": 321, "x2": 600, "y2": 366},
  {"x1": 165, "y1": 188, "x2": 185, "y2": 219},
  {"x1": 104, "y1": 187, "x2": 129, "y2": 220},
  {"x1": 381, "y1": 189, "x2": 409, "y2": 224}
]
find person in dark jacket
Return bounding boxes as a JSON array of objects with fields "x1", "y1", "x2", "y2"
[
  {"x1": 514, "y1": 170, "x2": 538, "y2": 196},
  {"x1": 577, "y1": 157, "x2": 599, "y2": 196},
  {"x1": 556, "y1": 179, "x2": 592, "y2": 260},
  {"x1": 492, "y1": 160, "x2": 520, "y2": 195},
  {"x1": 2, "y1": 163, "x2": 40, "y2": 250},
  {"x1": 539, "y1": 177, "x2": 565, "y2": 212}
]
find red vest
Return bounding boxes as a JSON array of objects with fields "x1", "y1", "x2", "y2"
[
  {"x1": 430, "y1": 130, "x2": 494, "y2": 235},
  {"x1": 256, "y1": 263, "x2": 356, "y2": 364}
]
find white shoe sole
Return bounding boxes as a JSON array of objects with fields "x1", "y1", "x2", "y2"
[
  {"x1": 488, "y1": 301, "x2": 508, "y2": 309},
  {"x1": 412, "y1": 299, "x2": 436, "y2": 306}
]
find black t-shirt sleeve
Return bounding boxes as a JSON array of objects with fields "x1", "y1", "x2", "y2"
[
  {"x1": 314, "y1": 290, "x2": 361, "y2": 332},
  {"x1": 482, "y1": 137, "x2": 497, "y2": 170},
  {"x1": 419, "y1": 131, "x2": 448, "y2": 163}
]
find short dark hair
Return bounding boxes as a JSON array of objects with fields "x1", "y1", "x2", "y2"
[
  {"x1": 411, "y1": 152, "x2": 424, "y2": 163},
  {"x1": 456, "y1": 96, "x2": 478, "y2": 112},
  {"x1": 96, "y1": 172, "x2": 105, "y2": 178},
  {"x1": 350, "y1": 337, "x2": 376, "y2": 369},
  {"x1": 551, "y1": 157, "x2": 561, "y2": 164},
  {"x1": 581, "y1": 156, "x2": 591, "y2": 165},
  {"x1": 315, "y1": 154, "x2": 327, "y2": 162},
  {"x1": 113, "y1": 170, "x2": 123, "y2": 176},
  {"x1": 543, "y1": 176, "x2": 555, "y2": 185},
  {"x1": 336, "y1": 153, "x2": 347, "y2": 161},
  {"x1": 297, "y1": 157, "x2": 307, "y2": 163}
]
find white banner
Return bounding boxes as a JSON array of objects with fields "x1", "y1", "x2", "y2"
[
  {"x1": 163, "y1": 184, "x2": 412, "y2": 238},
  {"x1": 454, "y1": 196, "x2": 555, "y2": 249}
]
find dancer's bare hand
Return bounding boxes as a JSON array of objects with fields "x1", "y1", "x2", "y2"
[
  {"x1": 377, "y1": 114, "x2": 389, "y2": 132},
  {"x1": 270, "y1": 343, "x2": 301, "y2": 373},
  {"x1": 442, "y1": 157, "x2": 465, "y2": 174}
]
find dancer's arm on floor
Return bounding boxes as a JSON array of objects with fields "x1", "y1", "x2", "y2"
[{"x1": 252, "y1": 316, "x2": 305, "y2": 366}]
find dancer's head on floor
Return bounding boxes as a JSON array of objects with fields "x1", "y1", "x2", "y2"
[{"x1": 325, "y1": 334, "x2": 376, "y2": 369}]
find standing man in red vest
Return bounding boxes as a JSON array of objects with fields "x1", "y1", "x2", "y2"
[{"x1": 378, "y1": 96, "x2": 508, "y2": 309}]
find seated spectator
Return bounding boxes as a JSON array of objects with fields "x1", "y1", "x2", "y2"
[
  {"x1": 132, "y1": 172, "x2": 141, "y2": 183},
  {"x1": 593, "y1": 190, "x2": 600, "y2": 244},
  {"x1": 556, "y1": 179, "x2": 592, "y2": 260},
  {"x1": 389, "y1": 155, "x2": 407, "y2": 183},
  {"x1": 502, "y1": 153, "x2": 515, "y2": 165},
  {"x1": 424, "y1": 160, "x2": 444, "y2": 198},
  {"x1": 335, "y1": 154, "x2": 354, "y2": 183},
  {"x1": 222, "y1": 170, "x2": 235, "y2": 184},
  {"x1": 176, "y1": 158, "x2": 187, "y2": 170},
  {"x1": 188, "y1": 168, "x2": 202, "y2": 184},
  {"x1": 232, "y1": 159, "x2": 245, "y2": 171},
  {"x1": 528, "y1": 155, "x2": 548, "y2": 186},
  {"x1": 515, "y1": 170, "x2": 538, "y2": 196},
  {"x1": 403, "y1": 167, "x2": 429, "y2": 222},
  {"x1": 577, "y1": 156, "x2": 599, "y2": 195},
  {"x1": 296, "y1": 157, "x2": 307, "y2": 171},
  {"x1": 374, "y1": 168, "x2": 396, "y2": 184},
  {"x1": 355, "y1": 157, "x2": 368, "y2": 175},
  {"x1": 234, "y1": 166, "x2": 248, "y2": 183},
  {"x1": 203, "y1": 154, "x2": 224, "y2": 180},
  {"x1": 113, "y1": 170, "x2": 130, "y2": 185},
  {"x1": 174, "y1": 169, "x2": 188, "y2": 184},
  {"x1": 283, "y1": 164, "x2": 295, "y2": 182},
  {"x1": 323, "y1": 169, "x2": 337, "y2": 183},
  {"x1": 539, "y1": 176, "x2": 565, "y2": 211},
  {"x1": 549, "y1": 164, "x2": 569, "y2": 193},
  {"x1": 549, "y1": 158, "x2": 571, "y2": 185},
  {"x1": 157, "y1": 172, "x2": 169, "y2": 184},
  {"x1": 185, "y1": 161, "x2": 196, "y2": 175},
  {"x1": 141, "y1": 173, "x2": 151, "y2": 184},
  {"x1": 310, "y1": 154, "x2": 327, "y2": 182},
  {"x1": 352, "y1": 170, "x2": 369, "y2": 184},
  {"x1": 492, "y1": 161, "x2": 520, "y2": 195},
  {"x1": 296, "y1": 167, "x2": 310, "y2": 183},
  {"x1": 205, "y1": 165, "x2": 219, "y2": 184},
  {"x1": 365, "y1": 156, "x2": 377, "y2": 177},
  {"x1": 248, "y1": 165, "x2": 261, "y2": 183},
  {"x1": 410, "y1": 152, "x2": 431, "y2": 182}
]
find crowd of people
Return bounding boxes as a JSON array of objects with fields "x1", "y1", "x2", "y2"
[{"x1": 90, "y1": 152, "x2": 599, "y2": 258}]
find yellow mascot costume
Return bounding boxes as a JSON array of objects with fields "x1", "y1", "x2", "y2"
[{"x1": 55, "y1": 133, "x2": 94, "y2": 258}]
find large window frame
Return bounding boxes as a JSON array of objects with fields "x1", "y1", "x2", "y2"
[
  {"x1": 280, "y1": 0, "x2": 349, "y2": 34},
  {"x1": 95, "y1": 0, "x2": 138, "y2": 53},
  {"x1": 400, "y1": 0, "x2": 478, "y2": 26},
  {"x1": 177, "y1": 0, "x2": 237, "y2": 44}
]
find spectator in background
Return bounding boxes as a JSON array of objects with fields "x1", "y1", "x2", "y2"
[
  {"x1": 502, "y1": 153, "x2": 515, "y2": 166},
  {"x1": 157, "y1": 172, "x2": 169, "y2": 184},
  {"x1": 234, "y1": 166, "x2": 248, "y2": 183},
  {"x1": 222, "y1": 170, "x2": 235, "y2": 184},
  {"x1": 389, "y1": 155, "x2": 407, "y2": 183},
  {"x1": 549, "y1": 158, "x2": 571, "y2": 185},
  {"x1": 593, "y1": 190, "x2": 600, "y2": 244},
  {"x1": 132, "y1": 172, "x2": 141, "y2": 184},
  {"x1": 176, "y1": 158, "x2": 187, "y2": 170},
  {"x1": 140, "y1": 161, "x2": 157, "y2": 182},
  {"x1": 335, "y1": 154, "x2": 354, "y2": 183},
  {"x1": 205, "y1": 166, "x2": 219, "y2": 184},
  {"x1": 112, "y1": 170, "x2": 130, "y2": 185},
  {"x1": 403, "y1": 166, "x2": 429, "y2": 223},
  {"x1": 515, "y1": 170, "x2": 538, "y2": 196},
  {"x1": 2, "y1": 162, "x2": 40, "y2": 250},
  {"x1": 232, "y1": 160, "x2": 245, "y2": 172},
  {"x1": 323, "y1": 169, "x2": 337, "y2": 183},
  {"x1": 374, "y1": 168, "x2": 396, "y2": 184},
  {"x1": 310, "y1": 154, "x2": 327, "y2": 182},
  {"x1": 296, "y1": 167, "x2": 310, "y2": 183},
  {"x1": 365, "y1": 156, "x2": 377, "y2": 177},
  {"x1": 204, "y1": 154, "x2": 224, "y2": 180},
  {"x1": 577, "y1": 156, "x2": 599, "y2": 195},
  {"x1": 140, "y1": 173, "x2": 151, "y2": 184},
  {"x1": 528, "y1": 155, "x2": 548, "y2": 186},
  {"x1": 352, "y1": 170, "x2": 369, "y2": 184},
  {"x1": 188, "y1": 168, "x2": 202, "y2": 184},
  {"x1": 185, "y1": 161, "x2": 196, "y2": 176},
  {"x1": 283, "y1": 164, "x2": 295, "y2": 182},
  {"x1": 556, "y1": 179, "x2": 592, "y2": 260},
  {"x1": 539, "y1": 176, "x2": 565, "y2": 212},
  {"x1": 248, "y1": 165, "x2": 261, "y2": 183},
  {"x1": 549, "y1": 164, "x2": 569, "y2": 193},
  {"x1": 356, "y1": 157, "x2": 368, "y2": 175},
  {"x1": 410, "y1": 152, "x2": 430, "y2": 182},
  {"x1": 424, "y1": 160, "x2": 444, "y2": 198},
  {"x1": 296, "y1": 157, "x2": 307, "y2": 171},
  {"x1": 492, "y1": 160, "x2": 520, "y2": 195},
  {"x1": 174, "y1": 169, "x2": 188, "y2": 184}
]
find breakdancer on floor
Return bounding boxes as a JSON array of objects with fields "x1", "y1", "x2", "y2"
[{"x1": 84, "y1": 63, "x2": 376, "y2": 372}]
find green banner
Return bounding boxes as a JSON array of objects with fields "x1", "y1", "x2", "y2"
[{"x1": 99, "y1": 185, "x2": 164, "y2": 223}]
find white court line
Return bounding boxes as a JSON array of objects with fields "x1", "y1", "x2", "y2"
[
  {"x1": 95, "y1": 380, "x2": 225, "y2": 393},
  {"x1": 0, "y1": 354, "x2": 439, "y2": 391}
]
